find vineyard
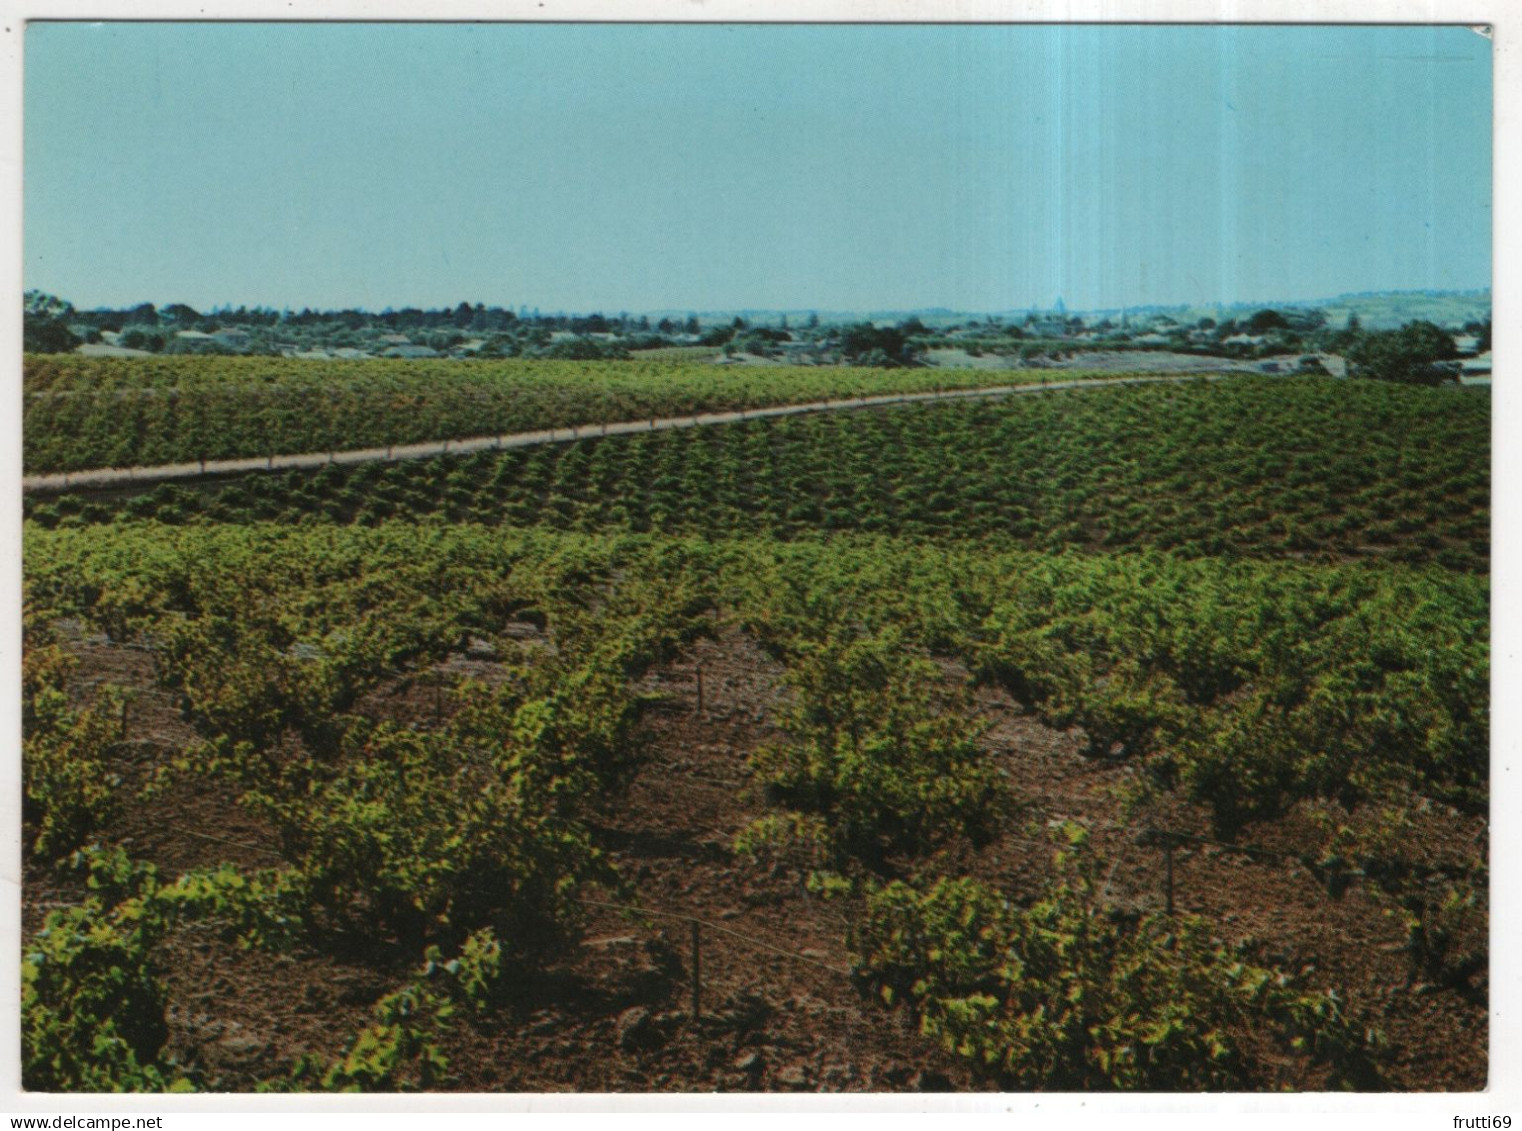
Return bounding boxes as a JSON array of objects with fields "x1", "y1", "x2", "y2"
[
  {"x1": 21, "y1": 360, "x2": 1488, "y2": 1092},
  {"x1": 30, "y1": 378, "x2": 1490, "y2": 573},
  {"x1": 21, "y1": 354, "x2": 1113, "y2": 475}
]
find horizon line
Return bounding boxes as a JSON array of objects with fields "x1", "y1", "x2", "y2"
[{"x1": 29, "y1": 285, "x2": 1495, "y2": 320}]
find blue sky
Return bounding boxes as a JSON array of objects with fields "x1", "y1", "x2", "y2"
[{"x1": 23, "y1": 22, "x2": 1492, "y2": 314}]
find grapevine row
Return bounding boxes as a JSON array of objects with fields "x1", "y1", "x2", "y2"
[
  {"x1": 32, "y1": 378, "x2": 1489, "y2": 572},
  {"x1": 22, "y1": 353, "x2": 1108, "y2": 474}
]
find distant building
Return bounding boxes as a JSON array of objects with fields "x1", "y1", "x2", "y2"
[
  {"x1": 381, "y1": 345, "x2": 441, "y2": 359},
  {"x1": 212, "y1": 328, "x2": 251, "y2": 349},
  {"x1": 1460, "y1": 352, "x2": 1492, "y2": 383},
  {"x1": 77, "y1": 342, "x2": 154, "y2": 358}
]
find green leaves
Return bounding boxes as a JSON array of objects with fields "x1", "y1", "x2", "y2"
[
  {"x1": 22, "y1": 899, "x2": 185, "y2": 1092},
  {"x1": 20, "y1": 521, "x2": 1481, "y2": 1091},
  {"x1": 969, "y1": 551, "x2": 1487, "y2": 834},
  {"x1": 22, "y1": 642, "x2": 128, "y2": 862},
  {"x1": 851, "y1": 834, "x2": 1380, "y2": 1090},
  {"x1": 34, "y1": 377, "x2": 1488, "y2": 578},
  {"x1": 251, "y1": 712, "x2": 612, "y2": 951},
  {"x1": 740, "y1": 625, "x2": 1007, "y2": 872},
  {"x1": 273, "y1": 927, "x2": 505, "y2": 1092},
  {"x1": 23, "y1": 353, "x2": 1034, "y2": 476}
]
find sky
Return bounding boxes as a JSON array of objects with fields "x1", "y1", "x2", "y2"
[{"x1": 22, "y1": 22, "x2": 1493, "y2": 315}]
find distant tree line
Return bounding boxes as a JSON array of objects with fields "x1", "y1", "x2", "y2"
[
  {"x1": 18, "y1": 293, "x2": 723, "y2": 358},
  {"x1": 21, "y1": 293, "x2": 1489, "y2": 383}
]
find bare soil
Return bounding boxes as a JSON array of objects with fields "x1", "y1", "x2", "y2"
[{"x1": 24, "y1": 621, "x2": 1488, "y2": 1093}]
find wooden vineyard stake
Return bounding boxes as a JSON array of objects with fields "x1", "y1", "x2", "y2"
[
  {"x1": 690, "y1": 920, "x2": 702, "y2": 1020},
  {"x1": 1165, "y1": 842, "x2": 1175, "y2": 917},
  {"x1": 695, "y1": 664, "x2": 704, "y2": 715}
]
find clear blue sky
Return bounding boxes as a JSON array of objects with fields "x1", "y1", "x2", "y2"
[{"x1": 23, "y1": 22, "x2": 1492, "y2": 314}]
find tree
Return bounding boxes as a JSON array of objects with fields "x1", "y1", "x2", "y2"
[
  {"x1": 1246, "y1": 309, "x2": 1289, "y2": 334},
  {"x1": 25, "y1": 291, "x2": 73, "y2": 320},
  {"x1": 120, "y1": 329, "x2": 165, "y2": 353},
  {"x1": 840, "y1": 323, "x2": 918, "y2": 367},
  {"x1": 22, "y1": 292, "x2": 80, "y2": 354},
  {"x1": 1346, "y1": 320, "x2": 1459, "y2": 385},
  {"x1": 24, "y1": 318, "x2": 80, "y2": 354},
  {"x1": 537, "y1": 335, "x2": 630, "y2": 361},
  {"x1": 161, "y1": 303, "x2": 200, "y2": 326}
]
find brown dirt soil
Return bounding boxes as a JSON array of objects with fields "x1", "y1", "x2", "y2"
[{"x1": 23, "y1": 623, "x2": 1487, "y2": 1093}]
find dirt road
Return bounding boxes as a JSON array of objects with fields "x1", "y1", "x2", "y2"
[{"x1": 23, "y1": 371, "x2": 1227, "y2": 495}]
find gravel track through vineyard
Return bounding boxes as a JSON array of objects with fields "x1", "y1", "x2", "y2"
[{"x1": 23, "y1": 372, "x2": 1225, "y2": 494}]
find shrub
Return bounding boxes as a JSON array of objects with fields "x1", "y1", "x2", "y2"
[
  {"x1": 851, "y1": 825, "x2": 1380, "y2": 1089},
  {"x1": 276, "y1": 930, "x2": 502, "y2": 1092},
  {"x1": 22, "y1": 850, "x2": 192, "y2": 1092},
  {"x1": 741, "y1": 630, "x2": 1006, "y2": 870},
  {"x1": 247, "y1": 691, "x2": 616, "y2": 951},
  {"x1": 23, "y1": 643, "x2": 128, "y2": 861}
]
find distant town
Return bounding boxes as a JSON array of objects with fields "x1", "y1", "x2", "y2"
[{"x1": 23, "y1": 288, "x2": 1492, "y2": 386}]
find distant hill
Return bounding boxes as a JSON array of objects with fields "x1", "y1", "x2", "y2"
[
  {"x1": 643, "y1": 291, "x2": 1490, "y2": 332},
  {"x1": 1310, "y1": 290, "x2": 1491, "y2": 331},
  {"x1": 1032, "y1": 291, "x2": 1491, "y2": 332}
]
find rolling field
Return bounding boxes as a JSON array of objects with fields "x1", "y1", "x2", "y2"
[
  {"x1": 23, "y1": 354, "x2": 1128, "y2": 475},
  {"x1": 21, "y1": 362, "x2": 1489, "y2": 1092},
  {"x1": 31, "y1": 378, "x2": 1490, "y2": 573}
]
